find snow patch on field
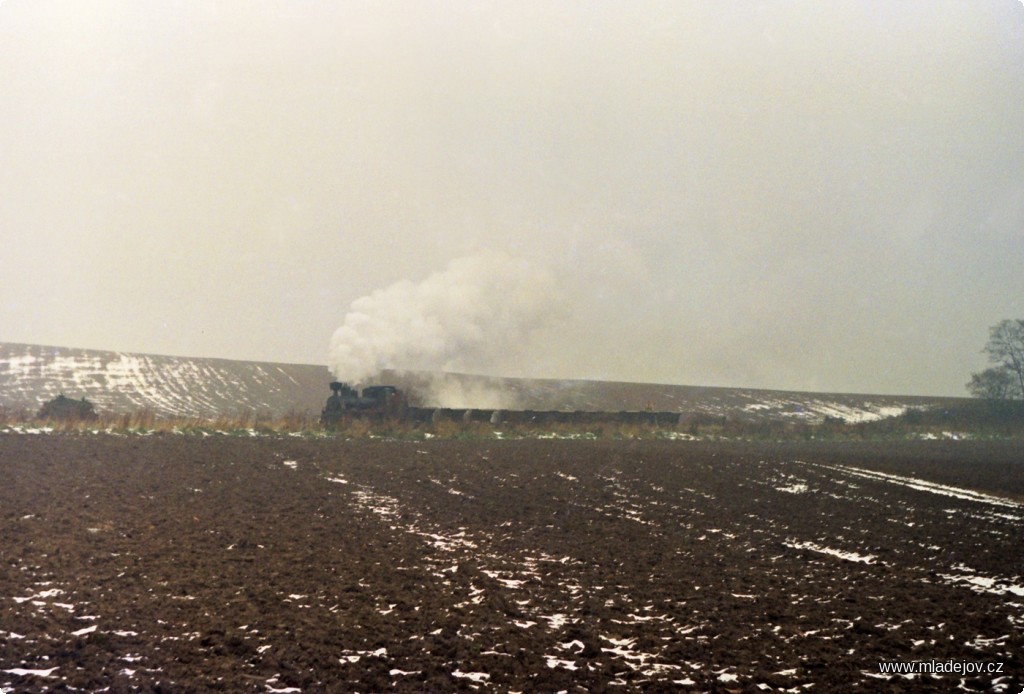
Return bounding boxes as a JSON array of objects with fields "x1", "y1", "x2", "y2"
[
  {"x1": 452, "y1": 669, "x2": 490, "y2": 682},
  {"x1": 739, "y1": 397, "x2": 907, "y2": 423},
  {"x1": 783, "y1": 540, "x2": 877, "y2": 564},
  {"x1": 3, "y1": 667, "x2": 58, "y2": 678},
  {"x1": 809, "y1": 462, "x2": 1024, "y2": 509},
  {"x1": 934, "y1": 566, "x2": 1024, "y2": 598},
  {"x1": 775, "y1": 482, "x2": 809, "y2": 494}
]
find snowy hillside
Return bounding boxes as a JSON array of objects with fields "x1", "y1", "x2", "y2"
[
  {"x1": 0, "y1": 343, "x2": 329, "y2": 418},
  {"x1": 0, "y1": 342, "x2": 960, "y2": 421}
]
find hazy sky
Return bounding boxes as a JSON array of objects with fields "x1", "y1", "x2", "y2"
[{"x1": 2, "y1": 1, "x2": 1023, "y2": 396}]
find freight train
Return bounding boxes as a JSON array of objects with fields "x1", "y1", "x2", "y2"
[{"x1": 320, "y1": 382, "x2": 683, "y2": 428}]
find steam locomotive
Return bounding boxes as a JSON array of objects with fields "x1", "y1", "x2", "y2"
[{"x1": 320, "y1": 381, "x2": 404, "y2": 426}]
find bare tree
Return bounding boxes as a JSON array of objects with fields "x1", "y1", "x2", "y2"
[
  {"x1": 967, "y1": 367, "x2": 1017, "y2": 400},
  {"x1": 968, "y1": 319, "x2": 1024, "y2": 400}
]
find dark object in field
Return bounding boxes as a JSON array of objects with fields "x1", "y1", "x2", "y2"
[
  {"x1": 320, "y1": 381, "x2": 405, "y2": 427},
  {"x1": 37, "y1": 394, "x2": 98, "y2": 421}
]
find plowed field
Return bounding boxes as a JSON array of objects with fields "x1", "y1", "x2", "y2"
[{"x1": 1, "y1": 436, "x2": 1021, "y2": 692}]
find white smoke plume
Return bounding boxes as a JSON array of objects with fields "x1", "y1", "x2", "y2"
[
  {"x1": 422, "y1": 373, "x2": 527, "y2": 410},
  {"x1": 329, "y1": 251, "x2": 558, "y2": 404}
]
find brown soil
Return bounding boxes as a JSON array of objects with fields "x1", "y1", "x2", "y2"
[{"x1": 1, "y1": 436, "x2": 1021, "y2": 692}]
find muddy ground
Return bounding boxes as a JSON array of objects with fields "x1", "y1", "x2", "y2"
[{"x1": 1, "y1": 435, "x2": 1021, "y2": 692}]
